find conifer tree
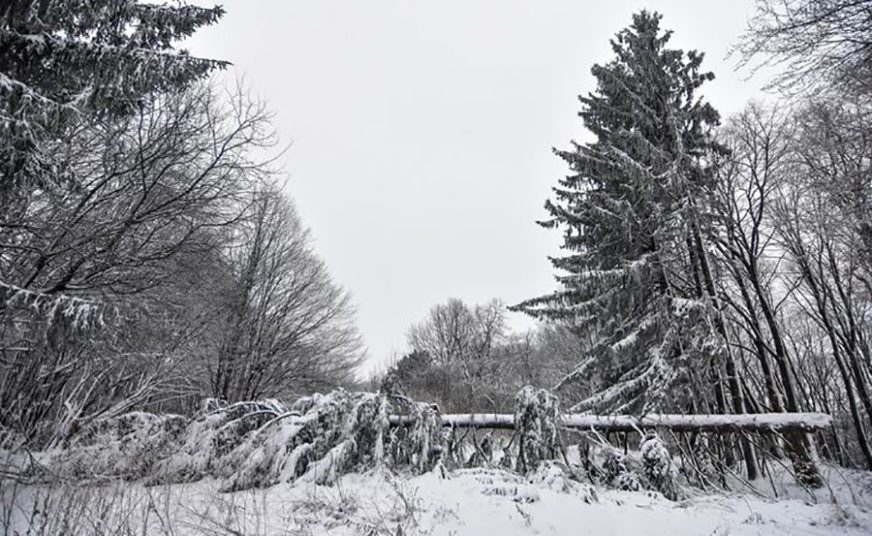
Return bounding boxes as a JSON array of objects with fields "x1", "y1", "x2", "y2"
[
  {"x1": 0, "y1": 0, "x2": 227, "y2": 318},
  {"x1": 0, "y1": 0, "x2": 227, "y2": 195},
  {"x1": 513, "y1": 11, "x2": 725, "y2": 413}
]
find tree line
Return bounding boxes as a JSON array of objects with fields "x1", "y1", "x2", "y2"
[
  {"x1": 3, "y1": 0, "x2": 870, "y2": 489},
  {"x1": 0, "y1": 1, "x2": 362, "y2": 447},
  {"x1": 384, "y1": 1, "x2": 872, "y2": 486}
]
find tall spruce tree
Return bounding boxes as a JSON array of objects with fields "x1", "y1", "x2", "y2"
[{"x1": 513, "y1": 11, "x2": 725, "y2": 414}]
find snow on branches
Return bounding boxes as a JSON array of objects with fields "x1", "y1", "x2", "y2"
[
  {"x1": 640, "y1": 432, "x2": 681, "y2": 500},
  {"x1": 43, "y1": 390, "x2": 444, "y2": 491},
  {"x1": 150, "y1": 399, "x2": 287, "y2": 485},
  {"x1": 45, "y1": 411, "x2": 187, "y2": 480},
  {"x1": 38, "y1": 387, "x2": 827, "y2": 500},
  {"x1": 220, "y1": 391, "x2": 391, "y2": 491},
  {"x1": 602, "y1": 448, "x2": 641, "y2": 492},
  {"x1": 514, "y1": 386, "x2": 561, "y2": 474}
]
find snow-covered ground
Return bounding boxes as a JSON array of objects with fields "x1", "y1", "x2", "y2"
[
  {"x1": 4, "y1": 397, "x2": 870, "y2": 535},
  {"x1": 5, "y1": 465, "x2": 872, "y2": 535}
]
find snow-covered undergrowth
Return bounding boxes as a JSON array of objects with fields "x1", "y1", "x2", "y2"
[
  {"x1": 7, "y1": 387, "x2": 871, "y2": 534},
  {"x1": 514, "y1": 386, "x2": 561, "y2": 473},
  {"x1": 41, "y1": 411, "x2": 188, "y2": 480},
  {"x1": 4, "y1": 464, "x2": 871, "y2": 535},
  {"x1": 37, "y1": 390, "x2": 442, "y2": 491},
  {"x1": 24, "y1": 387, "x2": 849, "y2": 502},
  {"x1": 150, "y1": 399, "x2": 287, "y2": 485}
]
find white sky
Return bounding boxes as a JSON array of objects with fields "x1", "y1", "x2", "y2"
[{"x1": 185, "y1": 1, "x2": 770, "y2": 375}]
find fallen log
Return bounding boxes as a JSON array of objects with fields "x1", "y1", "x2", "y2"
[{"x1": 388, "y1": 412, "x2": 832, "y2": 433}]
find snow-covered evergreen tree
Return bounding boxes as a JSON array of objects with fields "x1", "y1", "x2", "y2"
[
  {"x1": 513, "y1": 11, "x2": 726, "y2": 413},
  {"x1": 0, "y1": 0, "x2": 226, "y2": 195},
  {"x1": 0, "y1": 0, "x2": 229, "y2": 377}
]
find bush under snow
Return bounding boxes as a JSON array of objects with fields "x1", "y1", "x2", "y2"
[
  {"x1": 44, "y1": 412, "x2": 186, "y2": 480},
  {"x1": 514, "y1": 386, "x2": 560, "y2": 473},
  {"x1": 640, "y1": 432, "x2": 681, "y2": 500},
  {"x1": 148, "y1": 399, "x2": 287, "y2": 485},
  {"x1": 37, "y1": 387, "x2": 705, "y2": 504},
  {"x1": 41, "y1": 390, "x2": 447, "y2": 492}
]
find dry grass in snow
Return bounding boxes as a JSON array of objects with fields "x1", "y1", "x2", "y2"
[{"x1": 4, "y1": 464, "x2": 872, "y2": 536}]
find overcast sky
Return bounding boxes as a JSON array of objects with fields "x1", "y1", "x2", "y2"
[{"x1": 186, "y1": 1, "x2": 770, "y2": 375}]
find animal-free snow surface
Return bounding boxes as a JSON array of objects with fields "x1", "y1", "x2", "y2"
[{"x1": 5, "y1": 466, "x2": 872, "y2": 535}]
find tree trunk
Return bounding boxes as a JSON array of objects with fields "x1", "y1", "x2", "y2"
[
  {"x1": 390, "y1": 412, "x2": 833, "y2": 433},
  {"x1": 690, "y1": 218, "x2": 759, "y2": 479}
]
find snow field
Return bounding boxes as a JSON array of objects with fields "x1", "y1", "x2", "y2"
[{"x1": 4, "y1": 465, "x2": 871, "y2": 535}]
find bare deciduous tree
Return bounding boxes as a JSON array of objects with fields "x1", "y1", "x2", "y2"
[
  {"x1": 737, "y1": 0, "x2": 872, "y2": 97},
  {"x1": 709, "y1": 103, "x2": 822, "y2": 485},
  {"x1": 0, "y1": 82, "x2": 278, "y2": 443},
  {"x1": 404, "y1": 298, "x2": 506, "y2": 411},
  {"x1": 773, "y1": 102, "x2": 872, "y2": 468},
  {"x1": 211, "y1": 186, "x2": 364, "y2": 402}
]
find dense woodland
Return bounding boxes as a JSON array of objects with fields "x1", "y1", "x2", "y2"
[
  {"x1": 383, "y1": 2, "x2": 872, "y2": 485},
  {"x1": 1, "y1": 0, "x2": 871, "y2": 498},
  {"x1": 0, "y1": 1, "x2": 363, "y2": 447}
]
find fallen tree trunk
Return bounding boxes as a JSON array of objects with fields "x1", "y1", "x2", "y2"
[{"x1": 389, "y1": 412, "x2": 832, "y2": 433}]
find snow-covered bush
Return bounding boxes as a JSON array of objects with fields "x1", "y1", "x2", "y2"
[
  {"x1": 220, "y1": 390, "x2": 444, "y2": 491},
  {"x1": 149, "y1": 399, "x2": 286, "y2": 485},
  {"x1": 464, "y1": 432, "x2": 494, "y2": 468},
  {"x1": 38, "y1": 390, "x2": 448, "y2": 490},
  {"x1": 385, "y1": 396, "x2": 442, "y2": 472},
  {"x1": 640, "y1": 432, "x2": 680, "y2": 500},
  {"x1": 526, "y1": 460, "x2": 598, "y2": 503},
  {"x1": 602, "y1": 447, "x2": 641, "y2": 491},
  {"x1": 598, "y1": 435, "x2": 680, "y2": 499},
  {"x1": 686, "y1": 432, "x2": 719, "y2": 488},
  {"x1": 514, "y1": 386, "x2": 560, "y2": 473},
  {"x1": 44, "y1": 412, "x2": 186, "y2": 480},
  {"x1": 220, "y1": 390, "x2": 367, "y2": 491}
]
